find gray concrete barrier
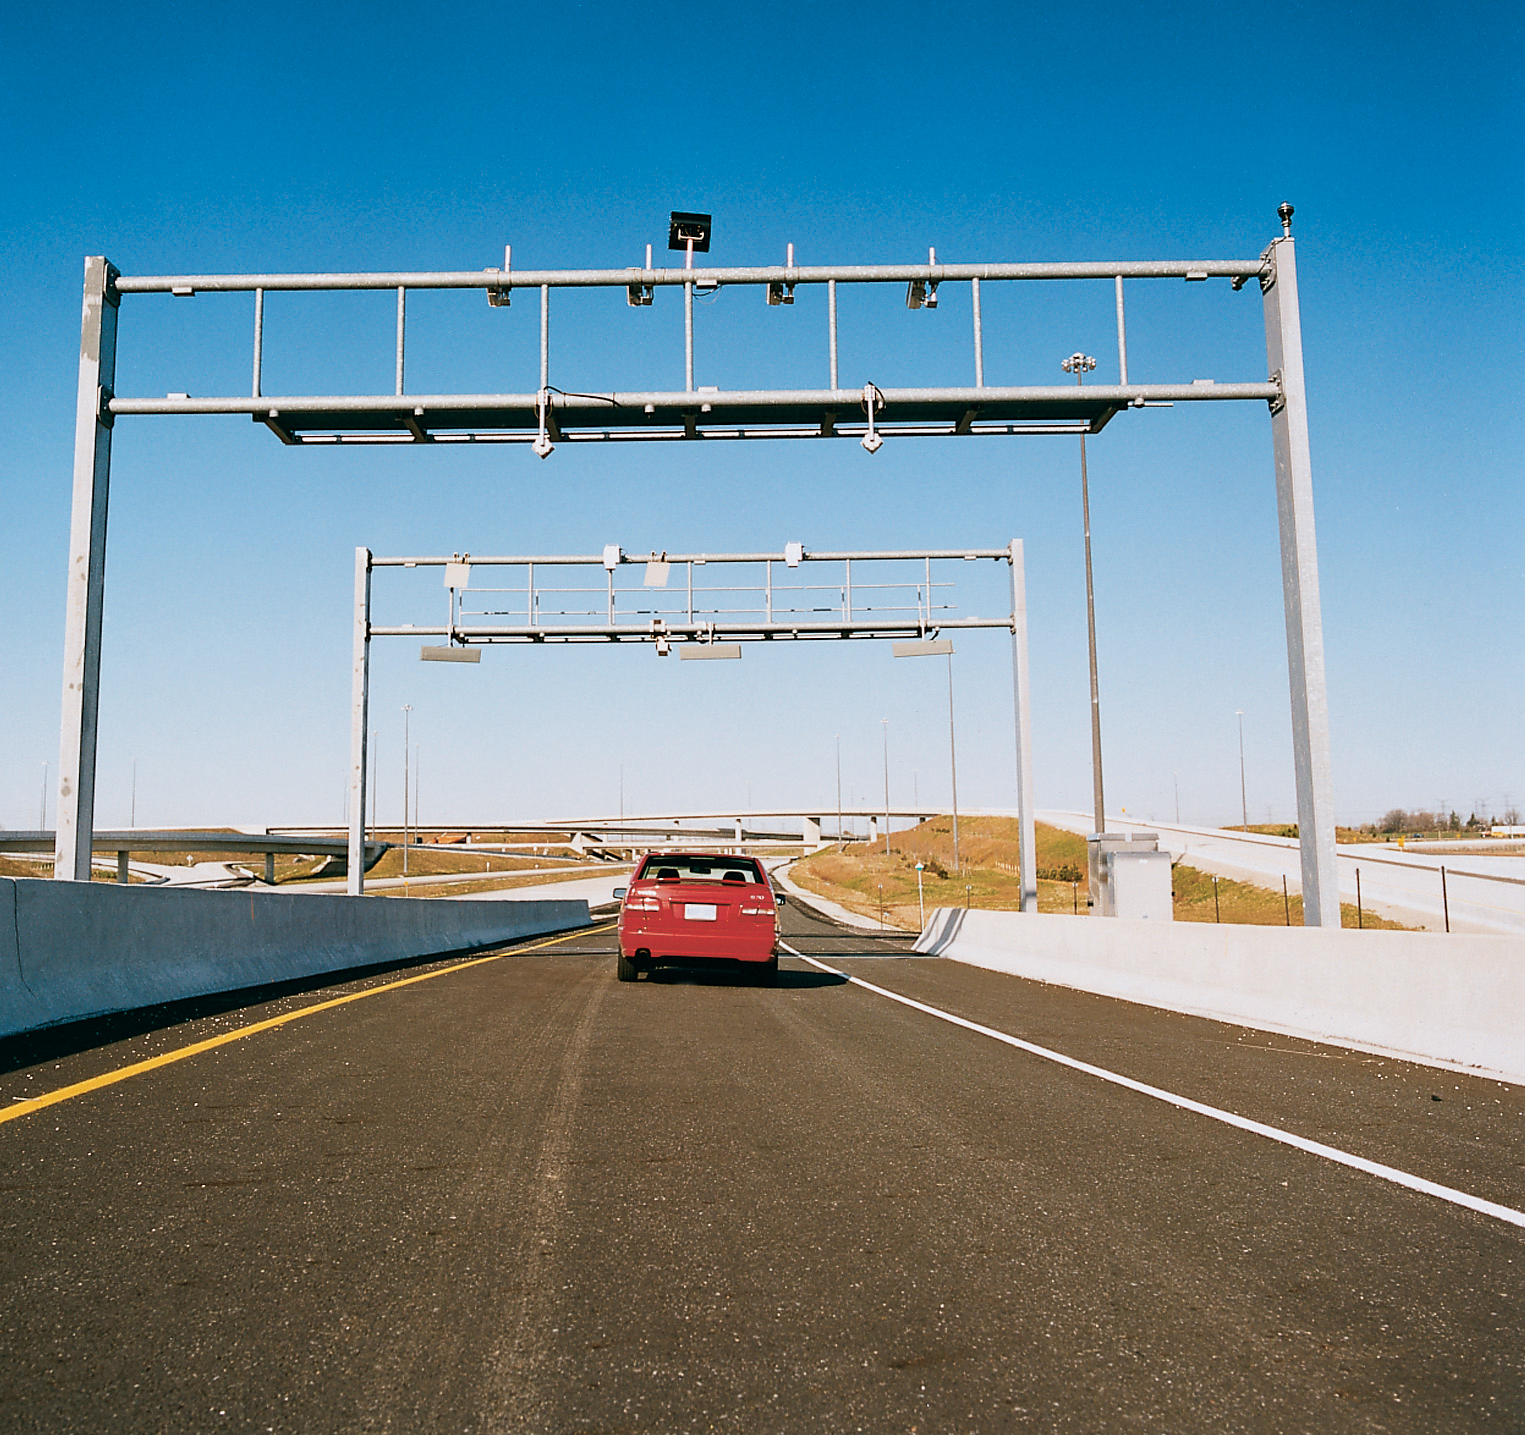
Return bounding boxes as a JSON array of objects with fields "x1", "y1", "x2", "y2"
[
  {"x1": 915, "y1": 909, "x2": 1525, "y2": 1085},
  {"x1": 0, "y1": 878, "x2": 592, "y2": 1039}
]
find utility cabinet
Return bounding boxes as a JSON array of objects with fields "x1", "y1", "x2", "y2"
[{"x1": 1087, "y1": 831, "x2": 1175, "y2": 920}]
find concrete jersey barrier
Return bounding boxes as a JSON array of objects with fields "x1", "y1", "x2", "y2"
[
  {"x1": 915, "y1": 908, "x2": 1525, "y2": 1085},
  {"x1": 0, "y1": 878, "x2": 592, "y2": 1040}
]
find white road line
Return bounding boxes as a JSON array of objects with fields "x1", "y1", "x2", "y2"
[{"x1": 783, "y1": 944, "x2": 1525, "y2": 1231}]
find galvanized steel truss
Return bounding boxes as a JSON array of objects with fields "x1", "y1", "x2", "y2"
[
  {"x1": 106, "y1": 254, "x2": 1277, "y2": 447},
  {"x1": 55, "y1": 211, "x2": 1339, "y2": 926},
  {"x1": 345, "y1": 543, "x2": 1039, "y2": 907}
]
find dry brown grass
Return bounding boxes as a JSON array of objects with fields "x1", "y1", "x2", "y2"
[
  {"x1": 792, "y1": 817, "x2": 1414, "y2": 930},
  {"x1": 0, "y1": 855, "x2": 52, "y2": 880},
  {"x1": 0, "y1": 855, "x2": 153, "y2": 883},
  {"x1": 377, "y1": 865, "x2": 632, "y2": 900},
  {"x1": 792, "y1": 818, "x2": 1088, "y2": 928}
]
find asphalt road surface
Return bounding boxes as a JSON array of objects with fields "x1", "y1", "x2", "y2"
[{"x1": 0, "y1": 895, "x2": 1520, "y2": 1432}]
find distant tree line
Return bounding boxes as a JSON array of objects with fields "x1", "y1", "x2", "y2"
[{"x1": 1365, "y1": 804, "x2": 1521, "y2": 837}]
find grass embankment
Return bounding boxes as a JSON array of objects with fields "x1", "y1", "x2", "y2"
[
  {"x1": 791, "y1": 817, "x2": 1410, "y2": 930},
  {"x1": 1168, "y1": 862, "x2": 1407, "y2": 928},
  {"x1": 350, "y1": 846, "x2": 575, "y2": 883},
  {"x1": 378, "y1": 865, "x2": 633, "y2": 900},
  {"x1": 0, "y1": 855, "x2": 154, "y2": 883},
  {"x1": 267, "y1": 834, "x2": 584, "y2": 886},
  {"x1": 0, "y1": 856, "x2": 53, "y2": 880},
  {"x1": 1232, "y1": 822, "x2": 1519, "y2": 850},
  {"x1": 791, "y1": 817, "x2": 1089, "y2": 929}
]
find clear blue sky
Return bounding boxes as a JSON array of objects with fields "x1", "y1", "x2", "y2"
[{"x1": 2, "y1": 0, "x2": 1520, "y2": 833}]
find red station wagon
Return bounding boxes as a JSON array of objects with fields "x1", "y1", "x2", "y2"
[{"x1": 615, "y1": 851, "x2": 782, "y2": 984}]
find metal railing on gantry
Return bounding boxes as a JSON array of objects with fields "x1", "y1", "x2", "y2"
[
  {"x1": 54, "y1": 205, "x2": 1338, "y2": 927},
  {"x1": 344, "y1": 542, "x2": 1038, "y2": 906}
]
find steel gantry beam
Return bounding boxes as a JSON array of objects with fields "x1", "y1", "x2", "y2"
[
  {"x1": 104, "y1": 253, "x2": 1278, "y2": 447},
  {"x1": 54, "y1": 208, "x2": 1338, "y2": 928},
  {"x1": 345, "y1": 543, "x2": 1038, "y2": 907}
]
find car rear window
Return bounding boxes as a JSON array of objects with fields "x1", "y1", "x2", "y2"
[{"x1": 637, "y1": 856, "x2": 763, "y2": 883}]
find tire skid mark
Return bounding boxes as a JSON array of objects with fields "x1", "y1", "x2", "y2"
[{"x1": 480, "y1": 963, "x2": 611, "y2": 1432}]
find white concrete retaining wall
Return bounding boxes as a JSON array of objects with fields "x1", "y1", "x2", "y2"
[
  {"x1": 0, "y1": 878, "x2": 591, "y2": 1039},
  {"x1": 915, "y1": 909, "x2": 1525, "y2": 1085}
]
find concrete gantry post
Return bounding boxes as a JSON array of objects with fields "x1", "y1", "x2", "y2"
[
  {"x1": 1261, "y1": 207, "x2": 1339, "y2": 927},
  {"x1": 1008, "y1": 539, "x2": 1038, "y2": 913},
  {"x1": 54, "y1": 256, "x2": 120, "y2": 881},
  {"x1": 346, "y1": 547, "x2": 372, "y2": 895}
]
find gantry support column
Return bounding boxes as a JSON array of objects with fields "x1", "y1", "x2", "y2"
[
  {"x1": 1008, "y1": 540, "x2": 1038, "y2": 913},
  {"x1": 54, "y1": 257, "x2": 120, "y2": 881},
  {"x1": 347, "y1": 547, "x2": 372, "y2": 895},
  {"x1": 1262, "y1": 230, "x2": 1339, "y2": 927}
]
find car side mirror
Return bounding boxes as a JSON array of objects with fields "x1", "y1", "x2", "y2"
[
  {"x1": 776, "y1": 893, "x2": 786, "y2": 906},
  {"x1": 612, "y1": 887, "x2": 628, "y2": 900}
]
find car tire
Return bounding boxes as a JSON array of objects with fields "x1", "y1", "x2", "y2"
[{"x1": 617, "y1": 952, "x2": 638, "y2": 982}]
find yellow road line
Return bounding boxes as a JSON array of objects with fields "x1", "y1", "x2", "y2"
[{"x1": 0, "y1": 923, "x2": 614, "y2": 1128}]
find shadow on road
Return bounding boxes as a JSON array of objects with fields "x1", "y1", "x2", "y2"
[{"x1": 645, "y1": 967, "x2": 848, "y2": 989}]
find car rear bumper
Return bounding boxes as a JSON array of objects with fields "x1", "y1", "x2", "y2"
[{"x1": 619, "y1": 929, "x2": 777, "y2": 964}]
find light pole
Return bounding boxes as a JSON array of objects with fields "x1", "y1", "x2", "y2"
[
  {"x1": 39, "y1": 761, "x2": 47, "y2": 831},
  {"x1": 402, "y1": 704, "x2": 412, "y2": 877},
  {"x1": 130, "y1": 758, "x2": 137, "y2": 828},
  {"x1": 1236, "y1": 710, "x2": 1248, "y2": 832},
  {"x1": 893, "y1": 641, "x2": 963, "y2": 874},
  {"x1": 835, "y1": 735, "x2": 843, "y2": 852},
  {"x1": 916, "y1": 861, "x2": 925, "y2": 929},
  {"x1": 882, "y1": 718, "x2": 891, "y2": 856},
  {"x1": 946, "y1": 651, "x2": 961, "y2": 875},
  {"x1": 1064, "y1": 351, "x2": 1106, "y2": 842}
]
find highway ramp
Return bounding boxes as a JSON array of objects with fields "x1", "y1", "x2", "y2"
[
  {"x1": 1040, "y1": 810, "x2": 1525, "y2": 934},
  {"x1": 0, "y1": 897, "x2": 1517, "y2": 1431}
]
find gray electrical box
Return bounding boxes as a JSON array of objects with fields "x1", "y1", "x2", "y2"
[{"x1": 1086, "y1": 831, "x2": 1174, "y2": 920}]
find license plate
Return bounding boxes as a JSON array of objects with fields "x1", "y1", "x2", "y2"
[{"x1": 683, "y1": 903, "x2": 718, "y2": 921}]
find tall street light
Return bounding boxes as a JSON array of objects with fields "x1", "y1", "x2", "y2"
[
  {"x1": 835, "y1": 734, "x2": 843, "y2": 852},
  {"x1": 946, "y1": 651, "x2": 961, "y2": 875},
  {"x1": 402, "y1": 704, "x2": 412, "y2": 878},
  {"x1": 1236, "y1": 710, "x2": 1249, "y2": 832},
  {"x1": 893, "y1": 639, "x2": 960, "y2": 874},
  {"x1": 882, "y1": 718, "x2": 891, "y2": 856},
  {"x1": 1063, "y1": 351, "x2": 1106, "y2": 841}
]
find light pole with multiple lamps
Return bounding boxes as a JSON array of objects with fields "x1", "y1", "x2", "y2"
[{"x1": 1064, "y1": 351, "x2": 1106, "y2": 847}]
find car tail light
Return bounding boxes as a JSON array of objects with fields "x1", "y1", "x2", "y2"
[{"x1": 625, "y1": 897, "x2": 661, "y2": 911}]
